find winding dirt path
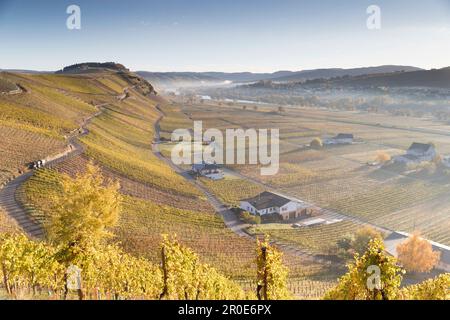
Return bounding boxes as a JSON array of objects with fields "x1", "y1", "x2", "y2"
[{"x1": 0, "y1": 103, "x2": 108, "y2": 238}]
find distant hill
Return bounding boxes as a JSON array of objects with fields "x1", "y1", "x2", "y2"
[
  {"x1": 136, "y1": 71, "x2": 221, "y2": 88},
  {"x1": 137, "y1": 65, "x2": 422, "y2": 88},
  {"x1": 0, "y1": 69, "x2": 51, "y2": 74},
  {"x1": 247, "y1": 67, "x2": 450, "y2": 90},
  {"x1": 329, "y1": 67, "x2": 450, "y2": 89},
  {"x1": 268, "y1": 65, "x2": 422, "y2": 82},
  {"x1": 200, "y1": 71, "x2": 294, "y2": 82}
]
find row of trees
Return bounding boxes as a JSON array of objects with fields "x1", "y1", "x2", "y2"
[
  {"x1": 2, "y1": 232, "x2": 446, "y2": 300},
  {"x1": 0, "y1": 233, "x2": 253, "y2": 300}
]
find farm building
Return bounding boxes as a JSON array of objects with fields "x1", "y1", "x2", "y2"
[
  {"x1": 393, "y1": 143, "x2": 437, "y2": 164},
  {"x1": 240, "y1": 191, "x2": 311, "y2": 220},
  {"x1": 324, "y1": 133, "x2": 354, "y2": 145},
  {"x1": 191, "y1": 162, "x2": 224, "y2": 180},
  {"x1": 442, "y1": 156, "x2": 450, "y2": 168},
  {"x1": 384, "y1": 231, "x2": 450, "y2": 272}
]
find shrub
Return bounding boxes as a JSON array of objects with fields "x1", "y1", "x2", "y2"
[
  {"x1": 376, "y1": 151, "x2": 391, "y2": 163},
  {"x1": 397, "y1": 232, "x2": 441, "y2": 273},
  {"x1": 310, "y1": 138, "x2": 323, "y2": 149},
  {"x1": 239, "y1": 211, "x2": 261, "y2": 225}
]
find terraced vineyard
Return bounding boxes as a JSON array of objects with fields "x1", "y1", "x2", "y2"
[
  {"x1": 158, "y1": 103, "x2": 193, "y2": 141},
  {"x1": 0, "y1": 207, "x2": 21, "y2": 234},
  {"x1": 0, "y1": 72, "x2": 119, "y2": 185},
  {"x1": 81, "y1": 104, "x2": 201, "y2": 197},
  {"x1": 0, "y1": 77, "x2": 18, "y2": 93},
  {"x1": 238, "y1": 266, "x2": 340, "y2": 300},
  {"x1": 248, "y1": 221, "x2": 363, "y2": 256},
  {"x1": 0, "y1": 127, "x2": 66, "y2": 185},
  {"x1": 26, "y1": 74, "x2": 107, "y2": 95},
  {"x1": 52, "y1": 155, "x2": 214, "y2": 212},
  {"x1": 18, "y1": 166, "x2": 341, "y2": 291},
  {"x1": 199, "y1": 177, "x2": 265, "y2": 206},
  {"x1": 21, "y1": 167, "x2": 256, "y2": 276},
  {"x1": 328, "y1": 181, "x2": 448, "y2": 219}
]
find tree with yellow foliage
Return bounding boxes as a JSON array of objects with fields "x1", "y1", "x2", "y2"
[
  {"x1": 399, "y1": 273, "x2": 449, "y2": 300},
  {"x1": 47, "y1": 162, "x2": 121, "y2": 252},
  {"x1": 325, "y1": 239, "x2": 404, "y2": 300},
  {"x1": 396, "y1": 232, "x2": 440, "y2": 273},
  {"x1": 45, "y1": 163, "x2": 122, "y2": 299},
  {"x1": 310, "y1": 137, "x2": 323, "y2": 149},
  {"x1": 335, "y1": 226, "x2": 383, "y2": 260},
  {"x1": 256, "y1": 237, "x2": 290, "y2": 300},
  {"x1": 352, "y1": 226, "x2": 383, "y2": 256},
  {"x1": 376, "y1": 151, "x2": 391, "y2": 163}
]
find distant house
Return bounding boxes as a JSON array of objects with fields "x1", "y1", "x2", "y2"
[
  {"x1": 240, "y1": 191, "x2": 310, "y2": 221},
  {"x1": 191, "y1": 162, "x2": 224, "y2": 180},
  {"x1": 442, "y1": 156, "x2": 450, "y2": 168},
  {"x1": 394, "y1": 143, "x2": 437, "y2": 164},
  {"x1": 324, "y1": 133, "x2": 354, "y2": 145},
  {"x1": 384, "y1": 231, "x2": 450, "y2": 272}
]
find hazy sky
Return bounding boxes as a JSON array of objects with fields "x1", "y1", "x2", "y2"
[{"x1": 0, "y1": 0, "x2": 449, "y2": 72}]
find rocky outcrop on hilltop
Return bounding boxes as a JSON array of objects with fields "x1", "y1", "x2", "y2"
[
  {"x1": 57, "y1": 62, "x2": 157, "y2": 96},
  {"x1": 57, "y1": 62, "x2": 129, "y2": 74}
]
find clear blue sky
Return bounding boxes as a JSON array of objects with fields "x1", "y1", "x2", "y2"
[{"x1": 0, "y1": 0, "x2": 449, "y2": 72}]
